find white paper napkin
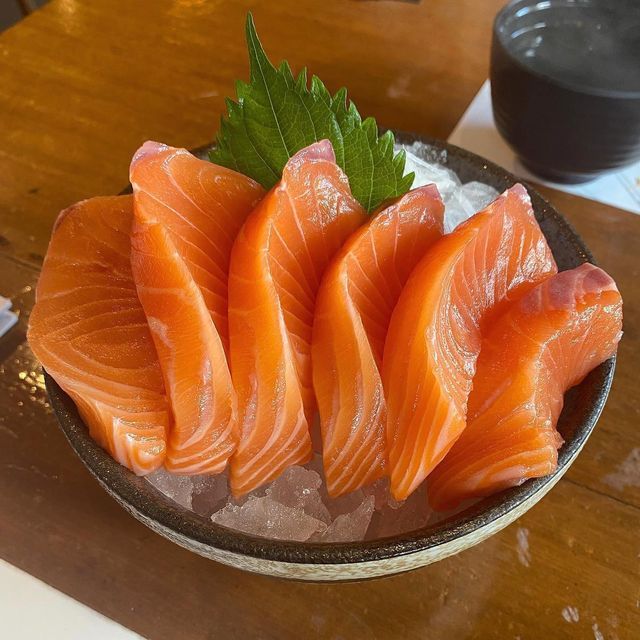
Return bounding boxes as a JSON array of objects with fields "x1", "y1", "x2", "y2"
[
  {"x1": 0, "y1": 560, "x2": 144, "y2": 640},
  {"x1": 448, "y1": 81, "x2": 640, "y2": 215},
  {"x1": 0, "y1": 296, "x2": 18, "y2": 337}
]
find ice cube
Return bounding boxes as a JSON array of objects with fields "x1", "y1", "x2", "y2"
[
  {"x1": 306, "y1": 454, "x2": 382, "y2": 521},
  {"x1": 366, "y1": 482, "x2": 433, "y2": 539},
  {"x1": 266, "y1": 466, "x2": 331, "y2": 524},
  {"x1": 211, "y1": 496, "x2": 326, "y2": 541},
  {"x1": 444, "y1": 181, "x2": 500, "y2": 233},
  {"x1": 396, "y1": 140, "x2": 449, "y2": 167},
  {"x1": 145, "y1": 468, "x2": 193, "y2": 509},
  {"x1": 402, "y1": 149, "x2": 461, "y2": 201},
  {"x1": 361, "y1": 478, "x2": 392, "y2": 512},
  {"x1": 444, "y1": 189, "x2": 477, "y2": 233},
  {"x1": 396, "y1": 140, "x2": 500, "y2": 234},
  {"x1": 323, "y1": 488, "x2": 367, "y2": 520},
  {"x1": 312, "y1": 495, "x2": 375, "y2": 543},
  {"x1": 190, "y1": 472, "x2": 230, "y2": 517},
  {"x1": 301, "y1": 490, "x2": 332, "y2": 524},
  {"x1": 460, "y1": 181, "x2": 499, "y2": 211}
]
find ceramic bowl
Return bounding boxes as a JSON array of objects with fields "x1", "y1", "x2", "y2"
[{"x1": 44, "y1": 133, "x2": 616, "y2": 582}]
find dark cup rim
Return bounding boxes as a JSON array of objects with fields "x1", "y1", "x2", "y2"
[{"x1": 493, "y1": 0, "x2": 640, "y2": 100}]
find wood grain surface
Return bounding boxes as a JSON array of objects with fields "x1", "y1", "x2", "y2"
[{"x1": 0, "y1": 1, "x2": 638, "y2": 639}]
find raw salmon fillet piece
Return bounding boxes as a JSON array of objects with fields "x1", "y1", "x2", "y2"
[
  {"x1": 228, "y1": 140, "x2": 367, "y2": 495},
  {"x1": 130, "y1": 142, "x2": 264, "y2": 474},
  {"x1": 28, "y1": 196, "x2": 170, "y2": 475},
  {"x1": 383, "y1": 184, "x2": 558, "y2": 500},
  {"x1": 313, "y1": 185, "x2": 445, "y2": 496},
  {"x1": 428, "y1": 263, "x2": 623, "y2": 510}
]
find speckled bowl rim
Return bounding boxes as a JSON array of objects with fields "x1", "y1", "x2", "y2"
[{"x1": 44, "y1": 132, "x2": 616, "y2": 567}]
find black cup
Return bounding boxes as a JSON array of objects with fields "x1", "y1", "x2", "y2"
[{"x1": 491, "y1": 0, "x2": 640, "y2": 184}]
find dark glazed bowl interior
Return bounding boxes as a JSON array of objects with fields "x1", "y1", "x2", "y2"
[
  {"x1": 44, "y1": 133, "x2": 616, "y2": 570},
  {"x1": 491, "y1": 0, "x2": 640, "y2": 183}
]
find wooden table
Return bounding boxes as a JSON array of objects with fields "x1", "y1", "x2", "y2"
[{"x1": 1, "y1": 1, "x2": 638, "y2": 638}]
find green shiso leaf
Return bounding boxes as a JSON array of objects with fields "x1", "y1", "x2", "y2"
[{"x1": 210, "y1": 13, "x2": 414, "y2": 213}]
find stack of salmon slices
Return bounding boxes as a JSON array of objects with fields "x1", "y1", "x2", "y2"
[{"x1": 28, "y1": 139, "x2": 623, "y2": 511}]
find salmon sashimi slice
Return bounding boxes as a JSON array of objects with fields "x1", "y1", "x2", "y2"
[
  {"x1": 312, "y1": 185, "x2": 445, "y2": 497},
  {"x1": 130, "y1": 141, "x2": 264, "y2": 353},
  {"x1": 130, "y1": 220, "x2": 235, "y2": 475},
  {"x1": 130, "y1": 142, "x2": 264, "y2": 475},
  {"x1": 383, "y1": 184, "x2": 558, "y2": 501},
  {"x1": 28, "y1": 196, "x2": 170, "y2": 475},
  {"x1": 228, "y1": 140, "x2": 367, "y2": 495},
  {"x1": 428, "y1": 263, "x2": 623, "y2": 510}
]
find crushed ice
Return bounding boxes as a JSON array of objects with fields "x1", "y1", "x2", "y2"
[
  {"x1": 146, "y1": 468, "x2": 194, "y2": 510},
  {"x1": 398, "y1": 141, "x2": 500, "y2": 233},
  {"x1": 145, "y1": 144, "x2": 494, "y2": 542},
  {"x1": 211, "y1": 496, "x2": 326, "y2": 542},
  {"x1": 144, "y1": 450, "x2": 472, "y2": 543},
  {"x1": 145, "y1": 458, "x2": 443, "y2": 543}
]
